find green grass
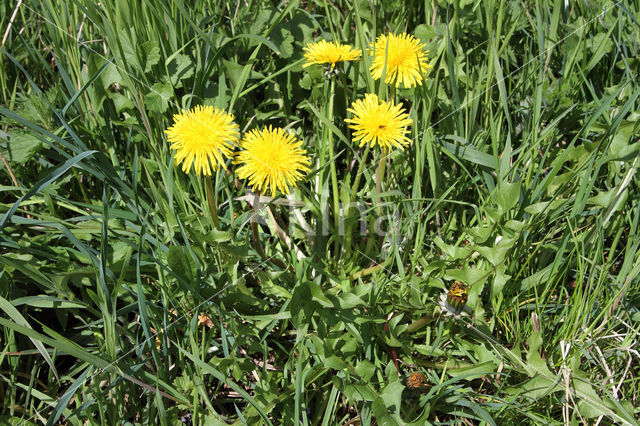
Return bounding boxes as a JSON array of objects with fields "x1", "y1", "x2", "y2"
[{"x1": 1, "y1": 0, "x2": 639, "y2": 424}]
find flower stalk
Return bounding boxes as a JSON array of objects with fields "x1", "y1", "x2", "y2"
[
  {"x1": 204, "y1": 174, "x2": 220, "y2": 229},
  {"x1": 251, "y1": 191, "x2": 267, "y2": 259},
  {"x1": 326, "y1": 77, "x2": 341, "y2": 233},
  {"x1": 375, "y1": 149, "x2": 386, "y2": 212},
  {"x1": 350, "y1": 144, "x2": 371, "y2": 196}
]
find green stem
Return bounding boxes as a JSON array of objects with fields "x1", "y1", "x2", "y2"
[
  {"x1": 349, "y1": 258, "x2": 390, "y2": 280},
  {"x1": 350, "y1": 144, "x2": 371, "y2": 196},
  {"x1": 406, "y1": 315, "x2": 437, "y2": 333},
  {"x1": 323, "y1": 0, "x2": 338, "y2": 42},
  {"x1": 327, "y1": 77, "x2": 340, "y2": 233},
  {"x1": 251, "y1": 191, "x2": 266, "y2": 259},
  {"x1": 205, "y1": 174, "x2": 220, "y2": 229},
  {"x1": 73, "y1": 169, "x2": 90, "y2": 205},
  {"x1": 375, "y1": 149, "x2": 387, "y2": 213},
  {"x1": 345, "y1": 144, "x2": 370, "y2": 259},
  {"x1": 250, "y1": 192, "x2": 289, "y2": 269}
]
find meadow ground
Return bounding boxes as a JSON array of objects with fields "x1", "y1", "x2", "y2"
[{"x1": 0, "y1": 0, "x2": 639, "y2": 424}]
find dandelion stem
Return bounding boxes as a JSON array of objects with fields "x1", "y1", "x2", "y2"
[
  {"x1": 327, "y1": 77, "x2": 341, "y2": 234},
  {"x1": 349, "y1": 256, "x2": 391, "y2": 280},
  {"x1": 375, "y1": 149, "x2": 387, "y2": 213},
  {"x1": 322, "y1": 0, "x2": 338, "y2": 44},
  {"x1": 250, "y1": 192, "x2": 289, "y2": 269},
  {"x1": 406, "y1": 315, "x2": 437, "y2": 333},
  {"x1": 346, "y1": 143, "x2": 370, "y2": 258},
  {"x1": 251, "y1": 191, "x2": 266, "y2": 259},
  {"x1": 205, "y1": 174, "x2": 220, "y2": 229},
  {"x1": 350, "y1": 144, "x2": 371, "y2": 196}
]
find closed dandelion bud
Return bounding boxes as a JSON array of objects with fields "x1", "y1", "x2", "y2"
[{"x1": 447, "y1": 281, "x2": 468, "y2": 313}]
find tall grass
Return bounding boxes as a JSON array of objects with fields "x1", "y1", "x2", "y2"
[{"x1": 0, "y1": 0, "x2": 639, "y2": 424}]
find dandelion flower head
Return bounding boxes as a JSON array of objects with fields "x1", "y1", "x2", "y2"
[
  {"x1": 406, "y1": 372, "x2": 427, "y2": 389},
  {"x1": 235, "y1": 126, "x2": 311, "y2": 197},
  {"x1": 345, "y1": 93, "x2": 413, "y2": 150},
  {"x1": 165, "y1": 105, "x2": 239, "y2": 176},
  {"x1": 303, "y1": 40, "x2": 362, "y2": 69},
  {"x1": 447, "y1": 281, "x2": 468, "y2": 312},
  {"x1": 370, "y1": 32, "x2": 431, "y2": 88},
  {"x1": 438, "y1": 281, "x2": 471, "y2": 319}
]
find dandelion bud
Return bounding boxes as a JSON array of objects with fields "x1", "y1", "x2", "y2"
[{"x1": 447, "y1": 281, "x2": 468, "y2": 313}]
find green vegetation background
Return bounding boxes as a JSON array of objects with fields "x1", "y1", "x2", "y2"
[{"x1": 0, "y1": 0, "x2": 639, "y2": 424}]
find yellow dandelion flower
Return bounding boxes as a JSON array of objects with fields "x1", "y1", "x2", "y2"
[
  {"x1": 303, "y1": 40, "x2": 362, "y2": 69},
  {"x1": 165, "y1": 105, "x2": 239, "y2": 176},
  {"x1": 235, "y1": 126, "x2": 311, "y2": 197},
  {"x1": 345, "y1": 93, "x2": 413, "y2": 150},
  {"x1": 370, "y1": 33, "x2": 432, "y2": 88}
]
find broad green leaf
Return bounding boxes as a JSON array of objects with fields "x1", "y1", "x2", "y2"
[
  {"x1": 441, "y1": 138, "x2": 494, "y2": 168},
  {"x1": 588, "y1": 187, "x2": 625, "y2": 208},
  {"x1": 524, "y1": 199, "x2": 567, "y2": 215},
  {"x1": 525, "y1": 330, "x2": 552, "y2": 376},
  {"x1": 272, "y1": 27, "x2": 294, "y2": 59},
  {"x1": 446, "y1": 361, "x2": 499, "y2": 379},
  {"x1": 0, "y1": 131, "x2": 43, "y2": 164},
  {"x1": 166, "y1": 53, "x2": 194, "y2": 87},
  {"x1": 414, "y1": 24, "x2": 436, "y2": 43},
  {"x1": 444, "y1": 265, "x2": 488, "y2": 287},
  {"x1": 167, "y1": 245, "x2": 196, "y2": 284},
  {"x1": 505, "y1": 375, "x2": 561, "y2": 400},
  {"x1": 109, "y1": 93, "x2": 135, "y2": 113},
  {"x1": 379, "y1": 379, "x2": 404, "y2": 416},
  {"x1": 11, "y1": 296, "x2": 86, "y2": 309},
  {"x1": 492, "y1": 265, "x2": 511, "y2": 295},
  {"x1": 434, "y1": 236, "x2": 473, "y2": 259},
  {"x1": 355, "y1": 360, "x2": 376, "y2": 382},
  {"x1": 145, "y1": 82, "x2": 173, "y2": 113},
  {"x1": 119, "y1": 29, "x2": 160, "y2": 74},
  {"x1": 477, "y1": 235, "x2": 516, "y2": 266},
  {"x1": 495, "y1": 180, "x2": 521, "y2": 213},
  {"x1": 585, "y1": 32, "x2": 613, "y2": 73}
]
